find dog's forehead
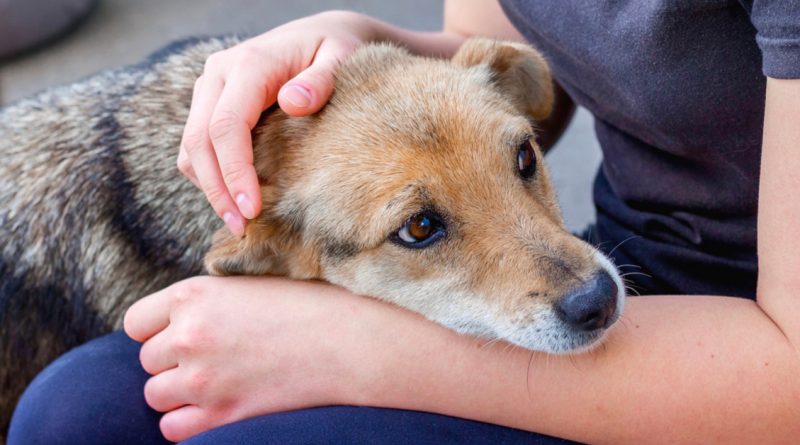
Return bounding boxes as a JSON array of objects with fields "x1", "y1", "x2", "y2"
[
  {"x1": 327, "y1": 57, "x2": 527, "y2": 153},
  {"x1": 310, "y1": 63, "x2": 526, "y2": 192}
]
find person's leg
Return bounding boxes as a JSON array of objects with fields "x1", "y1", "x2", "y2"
[
  {"x1": 9, "y1": 331, "x2": 582, "y2": 445},
  {"x1": 181, "y1": 406, "x2": 581, "y2": 445},
  {"x1": 8, "y1": 331, "x2": 168, "y2": 445}
]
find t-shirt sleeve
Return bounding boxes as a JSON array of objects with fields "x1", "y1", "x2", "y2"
[{"x1": 746, "y1": 0, "x2": 800, "y2": 78}]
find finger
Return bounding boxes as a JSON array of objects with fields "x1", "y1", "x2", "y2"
[
  {"x1": 176, "y1": 147, "x2": 199, "y2": 188},
  {"x1": 177, "y1": 77, "x2": 206, "y2": 186},
  {"x1": 183, "y1": 75, "x2": 246, "y2": 236},
  {"x1": 144, "y1": 367, "x2": 189, "y2": 413},
  {"x1": 139, "y1": 327, "x2": 178, "y2": 375},
  {"x1": 208, "y1": 67, "x2": 273, "y2": 220},
  {"x1": 160, "y1": 405, "x2": 222, "y2": 443},
  {"x1": 124, "y1": 285, "x2": 177, "y2": 342},
  {"x1": 179, "y1": 75, "x2": 214, "y2": 187},
  {"x1": 277, "y1": 38, "x2": 354, "y2": 116}
]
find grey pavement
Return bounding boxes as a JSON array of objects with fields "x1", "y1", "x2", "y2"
[{"x1": 0, "y1": 0, "x2": 601, "y2": 232}]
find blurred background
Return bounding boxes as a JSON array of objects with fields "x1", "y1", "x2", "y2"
[{"x1": 0, "y1": 0, "x2": 602, "y2": 232}]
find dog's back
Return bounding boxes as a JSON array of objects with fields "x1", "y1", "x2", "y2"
[{"x1": 0, "y1": 37, "x2": 243, "y2": 438}]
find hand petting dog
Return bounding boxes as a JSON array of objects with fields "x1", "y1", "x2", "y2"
[
  {"x1": 177, "y1": 11, "x2": 374, "y2": 236},
  {"x1": 178, "y1": 11, "x2": 467, "y2": 237}
]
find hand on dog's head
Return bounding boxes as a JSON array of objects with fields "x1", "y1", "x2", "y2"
[{"x1": 204, "y1": 38, "x2": 623, "y2": 354}]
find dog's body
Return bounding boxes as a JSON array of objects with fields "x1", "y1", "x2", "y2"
[
  {"x1": 0, "y1": 36, "x2": 624, "y2": 440},
  {"x1": 0, "y1": 38, "x2": 232, "y2": 435}
]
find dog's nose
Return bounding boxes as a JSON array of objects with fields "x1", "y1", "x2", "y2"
[{"x1": 556, "y1": 271, "x2": 618, "y2": 331}]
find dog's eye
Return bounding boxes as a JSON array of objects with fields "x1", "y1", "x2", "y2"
[
  {"x1": 393, "y1": 212, "x2": 446, "y2": 249},
  {"x1": 517, "y1": 138, "x2": 536, "y2": 180}
]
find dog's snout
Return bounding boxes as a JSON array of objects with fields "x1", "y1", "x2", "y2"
[{"x1": 556, "y1": 271, "x2": 618, "y2": 331}]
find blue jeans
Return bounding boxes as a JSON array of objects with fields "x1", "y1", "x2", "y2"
[{"x1": 8, "y1": 332, "x2": 581, "y2": 444}]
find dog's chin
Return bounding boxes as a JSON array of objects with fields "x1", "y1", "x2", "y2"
[
  {"x1": 533, "y1": 323, "x2": 616, "y2": 355},
  {"x1": 499, "y1": 324, "x2": 602, "y2": 355},
  {"x1": 478, "y1": 305, "x2": 623, "y2": 354},
  {"x1": 437, "y1": 300, "x2": 623, "y2": 354}
]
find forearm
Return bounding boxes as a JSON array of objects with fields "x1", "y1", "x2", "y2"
[
  {"x1": 359, "y1": 0, "x2": 526, "y2": 59},
  {"x1": 347, "y1": 294, "x2": 800, "y2": 444},
  {"x1": 360, "y1": 15, "x2": 465, "y2": 59}
]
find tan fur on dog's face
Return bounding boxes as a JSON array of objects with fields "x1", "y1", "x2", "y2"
[{"x1": 206, "y1": 38, "x2": 624, "y2": 353}]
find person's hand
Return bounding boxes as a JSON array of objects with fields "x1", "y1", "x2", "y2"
[
  {"x1": 178, "y1": 11, "x2": 375, "y2": 236},
  {"x1": 123, "y1": 276, "x2": 394, "y2": 442}
]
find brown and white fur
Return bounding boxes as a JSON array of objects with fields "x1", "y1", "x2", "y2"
[{"x1": 0, "y1": 36, "x2": 624, "y2": 440}]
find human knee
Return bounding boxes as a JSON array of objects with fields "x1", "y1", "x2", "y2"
[{"x1": 8, "y1": 332, "x2": 165, "y2": 445}]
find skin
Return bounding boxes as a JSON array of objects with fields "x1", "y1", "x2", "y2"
[{"x1": 126, "y1": 1, "x2": 800, "y2": 443}]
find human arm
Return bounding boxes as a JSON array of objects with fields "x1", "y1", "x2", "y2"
[
  {"x1": 179, "y1": 1, "x2": 574, "y2": 235},
  {"x1": 755, "y1": 78, "x2": 800, "y2": 347},
  {"x1": 125, "y1": 279, "x2": 800, "y2": 443}
]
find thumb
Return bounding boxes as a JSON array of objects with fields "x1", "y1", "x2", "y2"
[{"x1": 277, "y1": 38, "x2": 356, "y2": 116}]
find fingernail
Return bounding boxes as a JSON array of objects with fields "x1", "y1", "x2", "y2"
[
  {"x1": 223, "y1": 212, "x2": 245, "y2": 237},
  {"x1": 236, "y1": 193, "x2": 257, "y2": 219},
  {"x1": 280, "y1": 84, "x2": 312, "y2": 108}
]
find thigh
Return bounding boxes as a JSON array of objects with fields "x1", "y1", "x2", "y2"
[
  {"x1": 8, "y1": 331, "x2": 168, "y2": 445},
  {"x1": 9, "y1": 333, "x2": 582, "y2": 445},
  {"x1": 182, "y1": 406, "x2": 581, "y2": 445}
]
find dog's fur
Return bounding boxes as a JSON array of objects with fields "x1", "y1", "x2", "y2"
[{"x1": 0, "y1": 36, "x2": 624, "y2": 439}]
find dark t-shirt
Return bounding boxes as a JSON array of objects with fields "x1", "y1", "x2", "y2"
[{"x1": 499, "y1": 0, "x2": 800, "y2": 299}]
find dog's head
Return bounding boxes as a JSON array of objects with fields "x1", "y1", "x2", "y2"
[{"x1": 205, "y1": 38, "x2": 624, "y2": 353}]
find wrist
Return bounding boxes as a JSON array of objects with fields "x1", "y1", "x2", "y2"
[
  {"x1": 336, "y1": 299, "x2": 398, "y2": 407},
  {"x1": 355, "y1": 12, "x2": 466, "y2": 59},
  {"x1": 310, "y1": 10, "x2": 379, "y2": 44},
  {"x1": 330, "y1": 296, "x2": 474, "y2": 410},
  {"x1": 323, "y1": 295, "x2": 425, "y2": 407},
  {"x1": 313, "y1": 9, "x2": 466, "y2": 59}
]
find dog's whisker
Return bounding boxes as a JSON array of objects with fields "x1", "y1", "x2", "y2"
[
  {"x1": 616, "y1": 263, "x2": 642, "y2": 270},
  {"x1": 591, "y1": 239, "x2": 612, "y2": 250},
  {"x1": 624, "y1": 285, "x2": 642, "y2": 296},
  {"x1": 607, "y1": 235, "x2": 642, "y2": 256},
  {"x1": 620, "y1": 271, "x2": 652, "y2": 279},
  {"x1": 567, "y1": 352, "x2": 581, "y2": 372},
  {"x1": 479, "y1": 337, "x2": 503, "y2": 351},
  {"x1": 543, "y1": 349, "x2": 552, "y2": 374},
  {"x1": 593, "y1": 341, "x2": 609, "y2": 359},
  {"x1": 526, "y1": 350, "x2": 536, "y2": 398}
]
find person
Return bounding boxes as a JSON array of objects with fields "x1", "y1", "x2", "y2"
[{"x1": 9, "y1": 1, "x2": 800, "y2": 443}]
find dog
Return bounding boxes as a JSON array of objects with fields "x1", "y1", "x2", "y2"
[{"x1": 0, "y1": 35, "x2": 625, "y2": 440}]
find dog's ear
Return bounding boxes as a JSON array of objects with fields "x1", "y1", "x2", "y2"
[
  {"x1": 204, "y1": 185, "x2": 322, "y2": 279},
  {"x1": 204, "y1": 111, "x2": 323, "y2": 279},
  {"x1": 452, "y1": 38, "x2": 554, "y2": 120}
]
